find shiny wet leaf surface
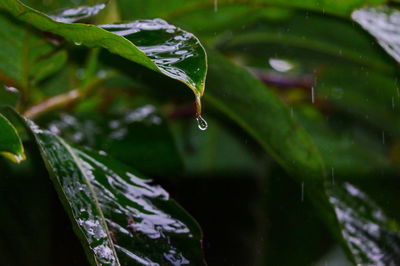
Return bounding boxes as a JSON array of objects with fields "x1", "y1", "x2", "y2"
[
  {"x1": 21, "y1": 114, "x2": 204, "y2": 265},
  {"x1": 0, "y1": 0, "x2": 207, "y2": 113},
  {"x1": 327, "y1": 182, "x2": 400, "y2": 265}
]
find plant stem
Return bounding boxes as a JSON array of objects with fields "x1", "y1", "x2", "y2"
[
  {"x1": 23, "y1": 76, "x2": 106, "y2": 119},
  {"x1": 23, "y1": 89, "x2": 81, "y2": 119}
]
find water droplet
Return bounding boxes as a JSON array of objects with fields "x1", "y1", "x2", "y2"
[
  {"x1": 196, "y1": 116, "x2": 208, "y2": 131},
  {"x1": 74, "y1": 41, "x2": 82, "y2": 46},
  {"x1": 311, "y1": 86, "x2": 315, "y2": 103}
]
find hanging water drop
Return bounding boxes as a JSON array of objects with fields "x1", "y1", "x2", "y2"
[{"x1": 196, "y1": 116, "x2": 208, "y2": 131}]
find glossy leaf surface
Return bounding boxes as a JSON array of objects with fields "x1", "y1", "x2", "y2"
[
  {"x1": 352, "y1": 6, "x2": 400, "y2": 63},
  {"x1": 48, "y1": 3, "x2": 106, "y2": 23},
  {"x1": 204, "y1": 50, "x2": 400, "y2": 264},
  {"x1": 0, "y1": 0, "x2": 207, "y2": 112},
  {"x1": 18, "y1": 114, "x2": 204, "y2": 265},
  {"x1": 327, "y1": 182, "x2": 400, "y2": 265},
  {"x1": 0, "y1": 112, "x2": 24, "y2": 163}
]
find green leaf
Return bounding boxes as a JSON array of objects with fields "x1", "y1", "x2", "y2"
[
  {"x1": 0, "y1": 85, "x2": 19, "y2": 108},
  {"x1": 327, "y1": 182, "x2": 400, "y2": 265},
  {"x1": 6, "y1": 109, "x2": 204, "y2": 265},
  {"x1": 352, "y1": 6, "x2": 400, "y2": 63},
  {"x1": 216, "y1": 11, "x2": 400, "y2": 135},
  {"x1": 0, "y1": 12, "x2": 67, "y2": 89},
  {"x1": 205, "y1": 49, "x2": 324, "y2": 180},
  {"x1": 20, "y1": 0, "x2": 106, "y2": 13},
  {"x1": 0, "y1": 112, "x2": 25, "y2": 163},
  {"x1": 43, "y1": 105, "x2": 184, "y2": 176},
  {"x1": 0, "y1": 0, "x2": 207, "y2": 114},
  {"x1": 117, "y1": 0, "x2": 385, "y2": 20},
  {"x1": 204, "y1": 50, "x2": 400, "y2": 264}
]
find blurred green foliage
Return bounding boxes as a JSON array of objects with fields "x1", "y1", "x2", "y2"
[{"x1": 1, "y1": 0, "x2": 400, "y2": 265}]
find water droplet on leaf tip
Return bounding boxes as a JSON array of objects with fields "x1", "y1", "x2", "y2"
[{"x1": 196, "y1": 116, "x2": 208, "y2": 131}]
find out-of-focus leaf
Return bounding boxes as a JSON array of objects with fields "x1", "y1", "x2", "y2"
[
  {"x1": 205, "y1": 49, "x2": 324, "y2": 180},
  {"x1": 117, "y1": 0, "x2": 385, "y2": 21},
  {"x1": 44, "y1": 105, "x2": 183, "y2": 176},
  {"x1": 352, "y1": 6, "x2": 400, "y2": 63},
  {"x1": 205, "y1": 50, "x2": 400, "y2": 264},
  {"x1": 171, "y1": 117, "x2": 264, "y2": 175},
  {"x1": 0, "y1": 112, "x2": 25, "y2": 163},
  {"x1": 327, "y1": 182, "x2": 400, "y2": 265},
  {"x1": 0, "y1": 12, "x2": 67, "y2": 89},
  {"x1": 295, "y1": 105, "x2": 391, "y2": 177},
  {"x1": 0, "y1": 0, "x2": 207, "y2": 114},
  {"x1": 0, "y1": 85, "x2": 19, "y2": 108},
  {"x1": 216, "y1": 12, "x2": 400, "y2": 136},
  {"x1": 4, "y1": 108, "x2": 204, "y2": 265}
]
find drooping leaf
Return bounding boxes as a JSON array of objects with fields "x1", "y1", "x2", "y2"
[
  {"x1": 0, "y1": 11, "x2": 67, "y2": 89},
  {"x1": 327, "y1": 182, "x2": 400, "y2": 265},
  {"x1": 0, "y1": 112, "x2": 25, "y2": 163},
  {"x1": 205, "y1": 49, "x2": 324, "y2": 180},
  {"x1": 4, "y1": 108, "x2": 204, "y2": 265},
  {"x1": 0, "y1": 0, "x2": 207, "y2": 114},
  {"x1": 214, "y1": 10, "x2": 400, "y2": 145},
  {"x1": 352, "y1": 6, "x2": 400, "y2": 63},
  {"x1": 204, "y1": 50, "x2": 400, "y2": 264}
]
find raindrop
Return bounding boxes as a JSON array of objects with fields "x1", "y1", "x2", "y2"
[
  {"x1": 74, "y1": 41, "x2": 82, "y2": 46},
  {"x1": 392, "y1": 96, "x2": 395, "y2": 110},
  {"x1": 311, "y1": 87, "x2": 315, "y2": 103},
  {"x1": 196, "y1": 116, "x2": 208, "y2": 131}
]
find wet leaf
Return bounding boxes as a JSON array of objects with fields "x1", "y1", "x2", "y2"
[
  {"x1": 352, "y1": 6, "x2": 400, "y2": 63},
  {"x1": 20, "y1": 0, "x2": 106, "y2": 13},
  {"x1": 327, "y1": 182, "x2": 400, "y2": 265},
  {"x1": 5, "y1": 108, "x2": 204, "y2": 265},
  {"x1": 48, "y1": 3, "x2": 106, "y2": 23},
  {"x1": 205, "y1": 50, "x2": 400, "y2": 264},
  {"x1": 43, "y1": 105, "x2": 184, "y2": 176},
  {"x1": 0, "y1": 0, "x2": 207, "y2": 114},
  {"x1": 0, "y1": 112, "x2": 25, "y2": 163}
]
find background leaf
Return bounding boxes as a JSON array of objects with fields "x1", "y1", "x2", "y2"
[{"x1": 0, "y1": 112, "x2": 25, "y2": 163}]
